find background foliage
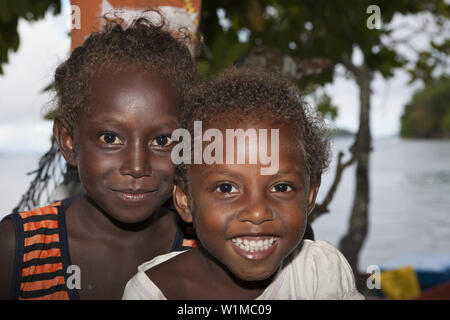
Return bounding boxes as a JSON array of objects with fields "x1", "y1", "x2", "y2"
[
  {"x1": 401, "y1": 76, "x2": 450, "y2": 138},
  {"x1": 0, "y1": 0, "x2": 61, "y2": 74}
]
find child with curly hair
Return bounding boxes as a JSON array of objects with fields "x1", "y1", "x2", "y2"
[
  {"x1": 123, "y1": 67, "x2": 365, "y2": 300},
  {"x1": 0, "y1": 14, "x2": 197, "y2": 300}
]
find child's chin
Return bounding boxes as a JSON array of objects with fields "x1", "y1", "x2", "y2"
[
  {"x1": 108, "y1": 207, "x2": 159, "y2": 225},
  {"x1": 234, "y1": 267, "x2": 276, "y2": 282}
]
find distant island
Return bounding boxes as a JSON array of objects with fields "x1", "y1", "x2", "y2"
[
  {"x1": 400, "y1": 76, "x2": 450, "y2": 139},
  {"x1": 331, "y1": 128, "x2": 355, "y2": 138}
]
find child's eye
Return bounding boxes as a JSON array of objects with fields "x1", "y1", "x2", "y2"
[
  {"x1": 270, "y1": 183, "x2": 293, "y2": 193},
  {"x1": 151, "y1": 135, "x2": 174, "y2": 147},
  {"x1": 99, "y1": 132, "x2": 122, "y2": 145},
  {"x1": 215, "y1": 183, "x2": 238, "y2": 194}
]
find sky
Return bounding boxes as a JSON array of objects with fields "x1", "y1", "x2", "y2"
[
  {"x1": 0, "y1": 2, "x2": 442, "y2": 155},
  {"x1": 0, "y1": 2, "x2": 71, "y2": 154}
]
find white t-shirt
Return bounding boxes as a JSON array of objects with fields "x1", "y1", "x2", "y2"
[{"x1": 122, "y1": 239, "x2": 365, "y2": 300}]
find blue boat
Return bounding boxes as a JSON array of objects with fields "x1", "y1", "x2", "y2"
[{"x1": 372, "y1": 255, "x2": 450, "y2": 299}]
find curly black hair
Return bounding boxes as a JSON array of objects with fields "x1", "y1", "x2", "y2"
[
  {"x1": 53, "y1": 12, "x2": 197, "y2": 127},
  {"x1": 176, "y1": 66, "x2": 331, "y2": 188}
]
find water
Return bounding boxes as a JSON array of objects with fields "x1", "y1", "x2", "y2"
[
  {"x1": 1, "y1": 137, "x2": 450, "y2": 272},
  {"x1": 313, "y1": 137, "x2": 450, "y2": 271},
  {"x1": 0, "y1": 152, "x2": 44, "y2": 216}
]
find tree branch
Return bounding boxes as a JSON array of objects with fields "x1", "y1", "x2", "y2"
[
  {"x1": 308, "y1": 140, "x2": 358, "y2": 223},
  {"x1": 234, "y1": 46, "x2": 333, "y2": 81}
]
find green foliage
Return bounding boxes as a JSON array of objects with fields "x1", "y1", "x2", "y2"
[
  {"x1": 408, "y1": 39, "x2": 450, "y2": 85},
  {"x1": 200, "y1": 1, "x2": 443, "y2": 75},
  {"x1": 199, "y1": 0, "x2": 449, "y2": 117},
  {"x1": 400, "y1": 76, "x2": 450, "y2": 138},
  {"x1": 313, "y1": 92, "x2": 339, "y2": 121},
  {"x1": 442, "y1": 109, "x2": 450, "y2": 133},
  {"x1": 0, "y1": 0, "x2": 61, "y2": 74}
]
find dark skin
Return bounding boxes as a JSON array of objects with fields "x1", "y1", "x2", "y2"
[
  {"x1": 0, "y1": 65, "x2": 180, "y2": 300},
  {"x1": 147, "y1": 113, "x2": 320, "y2": 299},
  {"x1": 0, "y1": 219, "x2": 15, "y2": 299}
]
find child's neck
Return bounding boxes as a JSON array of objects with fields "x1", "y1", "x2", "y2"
[
  {"x1": 65, "y1": 195, "x2": 179, "y2": 300},
  {"x1": 192, "y1": 246, "x2": 275, "y2": 300},
  {"x1": 68, "y1": 195, "x2": 172, "y2": 244}
]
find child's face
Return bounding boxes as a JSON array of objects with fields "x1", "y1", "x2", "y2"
[
  {"x1": 58, "y1": 65, "x2": 179, "y2": 223},
  {"x1": 175, "y1": 113, "x2": 320, "y2": 281}
]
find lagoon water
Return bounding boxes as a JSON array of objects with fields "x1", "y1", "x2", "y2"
[{"x1": 1, "y1": 137, "x2": 449, "y2": 271}]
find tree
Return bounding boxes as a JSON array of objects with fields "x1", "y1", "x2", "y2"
[
  {"x1": 0, "y1": 0, "x2": 61, "y2": 74},
  {"x1": 198, "y1": 0, "x2": 450, "y2": 289}
]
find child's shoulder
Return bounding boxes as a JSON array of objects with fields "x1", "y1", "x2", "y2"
[
  {"x1": 123, "y1": 250, "x2": 191, "y2": 300},
  {"x1": 2, "y1": 199, "x2": 71, "y2": 235},
  {"x1": 15, "y1": 200, "x2": 65, "y2": 218},
  {"x1": 278, "y1": 239, "x2": 364, "y2": 299},
  {"x1": 140, "y1": 250, "x2": 187, "y2": 274},
  {"x1": 9, "y1": 197, "x2": 76, "y2": 219},
  {"x1": 291, "y1": 239, "x2": 353, "y2": 274},
  {"x1": 300, "y1": 239, "x2": 343, "y2": 257}
]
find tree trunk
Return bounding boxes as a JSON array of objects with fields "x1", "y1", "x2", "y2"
[{"x1": 338, "y1": 64, "x2": 373, "y2": 290}]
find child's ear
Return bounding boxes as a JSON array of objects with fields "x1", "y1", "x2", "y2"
[
  {"x1": 53, "y1": 117, "x2": 77, "y2": 167},
  {"x1": 173, "y1": 184, "x2": 193, "y2": 223},
  {"x1": 307, "y1": 179, "x2": 321, "y2": 214}
]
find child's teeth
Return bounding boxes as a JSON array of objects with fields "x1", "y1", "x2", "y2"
[{"x1": 231, "y1": 237, "x2": 278, "y2": 252}]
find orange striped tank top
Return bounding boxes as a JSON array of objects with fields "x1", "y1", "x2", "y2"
[
  {"x1": 3, "y1": 197, "x2": 197, "y2": 300},
  {"x1": 5, "y1": 199, "x2": 75, "y2": 299}
]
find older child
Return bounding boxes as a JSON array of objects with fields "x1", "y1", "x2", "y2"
[
  {"x1": 0, "y1": 16, "x2": 196, "y2": 300},
  {"x1": 123, "y1": 67, "x2": 365, "y2": 300}
]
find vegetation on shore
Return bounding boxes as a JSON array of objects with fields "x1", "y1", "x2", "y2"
[{"x1": 400, "y1": 77, "x2": 450, "y2": 139}]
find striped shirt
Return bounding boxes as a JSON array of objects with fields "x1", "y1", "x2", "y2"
[{"x1": 2, "y1": 197, "x2": 197, "y2": 300}]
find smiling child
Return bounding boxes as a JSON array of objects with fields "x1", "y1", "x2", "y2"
[
  {"x1": 0, "y1": 15, "x2": 197, "y2": 300},
  {"x1": 122, "y1": 67, "x2": 365, "y2": 300}
]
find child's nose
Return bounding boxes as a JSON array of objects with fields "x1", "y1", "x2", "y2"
[
  {"x1": 236, "y1": 198, "x2": 274, "y2": 225},
  {"x1": 120, "y1": 141, "x2": 152, "y2": 178}
]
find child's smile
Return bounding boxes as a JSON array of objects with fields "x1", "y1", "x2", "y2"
[
  {"x1": 176, "y1": 113, "x2": 320, "y2": 282},
  {"x1": 230, "y1": 235, "x2": 280, "y2": 260}
]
